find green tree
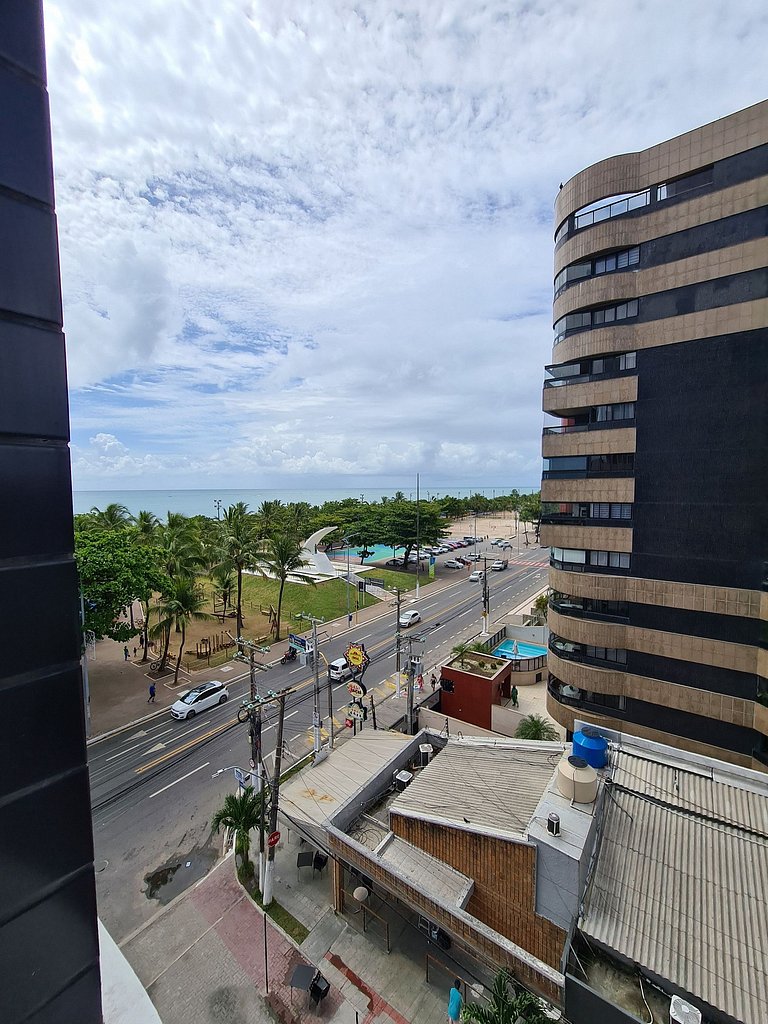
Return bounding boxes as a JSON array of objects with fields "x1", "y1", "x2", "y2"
[
  {"x1": 218, "y1": 502, "x2": 260, "y2": 640},
  {"x1": 514, "y1": 714, "x2": 559, "y2": 741},
  {"x1": 212, "y1": 786, "x2": 261, "y2": 877},
  {"x1": 210, "y1": 563, "x2": 236, "y2": 623},
  {"x1": 461, "y1": 968, "x2": 550, "y2": 1024},
  {"x1": 154, "y1": 577, "x2": 214, "y2": 683},
  {"x1": 451, "y1": 642, "x2": 475, "y2": 668},
  {"x1": 532, "y1": 592, "x2": 549, "y2": 624},
  {"x1": 88, "y1": 503, "x2": 132, "y2": 530},
  {"x1": 132, "y1": 509, "x2": 160, "y2": 539},
  {"x1": 376, "y1": 500, "x2": 446, "y2": 569},
  {"x1": 75, "y1": 530, "x2": 168, "y2": 643},
  {"x1": 254, "y1": 534, "x2": 312, "y2": 640}
]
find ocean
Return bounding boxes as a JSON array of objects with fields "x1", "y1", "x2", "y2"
[{"x1": 72, "y1": 485, "x2": 535, "y2": 519}]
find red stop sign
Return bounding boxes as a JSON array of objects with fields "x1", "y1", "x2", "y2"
[{"x1": 267, "y1": 831, "x2": 281, "y2": 848}]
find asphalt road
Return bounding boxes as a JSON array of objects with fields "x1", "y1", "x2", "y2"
[{"x1": 90, "y1": 544, "x2": 549, "y2": 942}]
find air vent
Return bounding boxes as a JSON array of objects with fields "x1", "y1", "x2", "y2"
[{"x1": 547, "y1": 813, "x2": 561, "y2": 837}]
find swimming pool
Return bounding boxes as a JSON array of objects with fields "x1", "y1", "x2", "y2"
[
  {"x1": 328, "y1": 544, "x2": 411, "y2": 563},
  {"x1": 492, "y1": 639, "x2": 548, "y2": 660}
]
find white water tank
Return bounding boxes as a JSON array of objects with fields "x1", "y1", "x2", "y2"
[{"x1": 556, "y1": 755, "x2": 598, "y2": 803}]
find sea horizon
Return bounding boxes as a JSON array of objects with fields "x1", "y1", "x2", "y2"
[{"x1": 72, "y1": 485, "x2": 537, "y2": 520}]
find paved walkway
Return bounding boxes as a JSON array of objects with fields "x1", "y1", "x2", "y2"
[{"x1": 122, "y1": 853, "x2": 450, "y2": 1024}]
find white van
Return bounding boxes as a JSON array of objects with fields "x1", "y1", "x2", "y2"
[{"x1": 328, "y1": 658, "x2": 356, "y2": 682}]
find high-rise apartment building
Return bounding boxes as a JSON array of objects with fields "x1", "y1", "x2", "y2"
[
  {"x1": 1, "y1": 4, "x2": 103, "y2": 1021},
  {"x1": 542, "y1": 101, "x2": 768, "y2": 770}
]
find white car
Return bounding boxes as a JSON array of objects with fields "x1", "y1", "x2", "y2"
[
  {"x1": 468, "y1": 570, "x2": 485, "y2": 582},
  {"x1": 491, "y1": 559, "x2": 508, "y2": 571},
  {"x1": 466, "y1": 553, "x2": 482, "y2": 562},
  {"x1": 170, "y1": 681, "x2": 229, "y2": 720},
  {"x1": 444, "y1": 559, "x2": 463, "y2": 569},
  {"x1": 328, "y1": 657, "x2": 356, "y2": 682},
  {"x1": 399, "y1": 609, "x2": 422, "y2": 627}
]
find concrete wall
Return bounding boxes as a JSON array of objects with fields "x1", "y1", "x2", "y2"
[
  {"x1": 418, "y1": 708, "x2": 499, "y2": 738},
  {"x1": 491, "y1": 704, "x2": 525, "y2": 737}
]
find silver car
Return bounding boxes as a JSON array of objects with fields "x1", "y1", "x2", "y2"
[{"x1": 170, "y1": 681, "x2": 229, "y2": 720}]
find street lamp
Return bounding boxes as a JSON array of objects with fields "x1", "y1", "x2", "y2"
[{"x1": 214, "y1": 498, "x2": 222, "y2": 520}]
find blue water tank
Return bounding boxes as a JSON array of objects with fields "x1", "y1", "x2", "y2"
[{"x1": 573, "y1": 727, "x2": 608, "y2": 769}]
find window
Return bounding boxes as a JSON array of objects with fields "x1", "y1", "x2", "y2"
[
  {"x1": 573, "y1": 189, "x2": 651, "y2": 230},
  {"x1": 657, "y1": 166, "x2": 713, "y2": 202},
  {"x1": 586, "y1": 453, "x2": 634, "y2": 474},
  {"x1": 593, "y1": 402, "x2": 635, "y2": 422},
  {"x1": 554, "y1": 300, "x2": 639, "y2": 344},
  {"x1": 588, "y1": 550, "x2": 630, "y2": 568}
]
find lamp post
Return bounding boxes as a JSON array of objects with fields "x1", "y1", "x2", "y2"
[
  {"x1": 415, "y1": 472, "x2": 420, "y2": 600},
  {"x1": 214, "y1": 498, "x2": 222, "y2": 520}
]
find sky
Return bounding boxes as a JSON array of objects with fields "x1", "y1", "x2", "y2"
[{"x1": 44, "y1": 0, "x2": 768, "y2": 491}]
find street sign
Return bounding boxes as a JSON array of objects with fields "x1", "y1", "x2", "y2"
[
  {"x1": 288, "y1": 633, "x2": 307, "y2": 651},
  {"x1": 234, "y1": 768, "x2": 248, "y2": 788},
  {"x1": 347, "y1": 680, "x2": 367, "y2": 699},
  {"x1": 345, "y1": 642, "x2": 366, "y2": 669},
  {"x1": 267, "y1": 831, "x2": 281, "y2": 848}
]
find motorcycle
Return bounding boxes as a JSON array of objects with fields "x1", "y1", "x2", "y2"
[{"x1": 280, "y1": 647, "x2": 297, "y2": 665}]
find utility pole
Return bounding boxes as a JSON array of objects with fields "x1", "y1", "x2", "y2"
[
  {"x1": 394, "y1": 590, "x2": 402, "y2": 698},
  {"x1": 415, "y1": 472, "x2": 420, "y2": 599},
  {"x1": 247, "y1": 704, "x2": 266, "y2": 891},
  {"x1": 406, "y1": 642, "x2": 415, "y2": 735},
  {"x1": 263, "y1": 691, "x2": 286, "y2": 908},
  {"x1": 226, "y1": 631, "x2": 270, "y2": 699},
  {"x1": 296, "y1": 612, "x2": 328, "y2": 755},
  {"x1": 482, "y1": 556, "x2": 490, "y2": 634}
]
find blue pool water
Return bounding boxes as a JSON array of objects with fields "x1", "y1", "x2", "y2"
[
  {"x1": 492, "y1": 640, "x2": 548, "y2": 660},
  {"x1": 328, "y1": 544, "x2": 410, "y2": 563}
]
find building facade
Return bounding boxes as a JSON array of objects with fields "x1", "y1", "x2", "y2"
[
  {"x1": 542, "y1": 101, "x2": 768, "y2": 770},
  {"x1": 0, "y1": 4, "x2": 103, "y2": 1022}
]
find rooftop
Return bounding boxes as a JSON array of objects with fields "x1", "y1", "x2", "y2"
[
  {"x1": 580, "y1": 744, "x2": 768, "y2": 1024},
  {"x1": 390, "y1": 737, "x2": 565, "y2": 838}
]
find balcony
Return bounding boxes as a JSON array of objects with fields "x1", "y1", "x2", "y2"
[
  {"x1": 548, "y1": 677, "x2": 626, "y2": 713},
  {"x1": 550, "y1": 556, "x2": 631, "y2": 576},
  {"x1": 549, "y1": 636, "x2": 627, "y2": 668},
  {"x1": 541, "y1": 513, "x2": 633, "y2": 528},
  {"x1": 549, "y1": 596, "x2": 629, "y2": 623},
  {"x1": 542, "y1": 418, "x2": 634, "y2": 435}
]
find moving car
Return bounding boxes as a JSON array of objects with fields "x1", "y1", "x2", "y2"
[
  {"x1": 491, "y1": 559, "x2": 508, "y2": 571},
  {"x1": 385, "y1": 557, "x2": 404, "y2": 567},
  {"x1": 444, "y1": 559, "x2": 463, "y2": 569},
  {"x1": 399, "y1": 609, "x2": 422, "y2": 627},
  {"x1": 468, "y1": 570, "x2": 485, "y2": 582},
  {"x1": 466, "y1": 553, "x2": 482, "y2": 562},
  {"x1": 328, "y1": 657, "x2": 356, "y2": 682},
  {"x1": 170, "y1": 681, "x2": 229, "y2": 720}
]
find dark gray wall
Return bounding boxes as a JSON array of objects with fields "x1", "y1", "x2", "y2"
[{"x1": 0, "y1": 3, "x2": 102, "y2": 1022}]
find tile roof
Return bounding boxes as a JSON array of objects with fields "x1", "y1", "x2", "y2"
[
  {"x1": 390, "y1": 738, "x2": 564, "y2": 837},
  {"x1": 580, "y1": 750, "x2": 768, "y2": 1024}
]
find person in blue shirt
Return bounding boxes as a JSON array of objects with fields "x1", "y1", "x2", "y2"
[{"x1": 447, "y1": 978, "x2": 463, "y2": 1022}]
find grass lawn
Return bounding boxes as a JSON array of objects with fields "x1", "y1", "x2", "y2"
[{"x1": 156, "y1": 566, "x2": 435, "y2": 673}]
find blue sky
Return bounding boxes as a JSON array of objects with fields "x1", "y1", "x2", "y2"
[{"x1": 44, "y1": 0, "x2": 768, "y2": 489}]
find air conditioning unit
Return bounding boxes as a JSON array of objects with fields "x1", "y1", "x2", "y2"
[
  {"x1": 394, "y1": 770, "x2": 413, "y2": 792},
  {"x1": 418, "y1": 743, "x2": 433, "y2": 767},
  {"x1": 670, "y1": 995, "x2": 702, "y2": 1024}
]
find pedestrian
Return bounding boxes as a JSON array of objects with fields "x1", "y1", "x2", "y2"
[
  {"x1": 417, "y1": 672, "x2": 424, "y2": 692},
  {"x1": 430, "y1": 673, "x2": 437, "y2": 692},
  {"x1": 123, "y1": 645, "x2": 129, "y2": 661},
  {"x1": 133, "y1": 646, "x2": 137, "y2": 658},
  {"x1": 511, "y1": 684, "x2": 519, "y2": 708},
  {"x1": 147, "y1": 683, "x2": 156, "y2": 704},
  {"x1": 447, "y1": 978, "x2": 463, "y2": 1023}
]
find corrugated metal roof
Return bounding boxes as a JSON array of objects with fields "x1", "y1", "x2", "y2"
[
  {"x1": 391, "y1": 739, "x2": 562, "y2": 836},
  {"x1": 581, "y1": 775, "x2": 768, "y2": 1024},
  {"x1": 610, "y1": 749, "x2": 768, "y2": 835},
  {"x1": 378, "y1": 836, "x2": 474, "y2": 907}
]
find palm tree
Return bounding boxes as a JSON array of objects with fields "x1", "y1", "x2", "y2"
[
  {"x1": 212, "y1": 786, "x2": 261, "y2": 877},
  {"x1": 256, "y1": 499, "x2": 285, "y2": 540},
  {"x1": 132, "y1": 509, "x2": 160, "y2": 539},
  {"x1": 90, "y1": 503, "x2": 132, "y2": 530},
  {"x1": 210, "y1": 563, "x2": 236, "y2": 623},
  {"x1": 461, "y1": 968, "x2": 550, "y2": 1024},
  {"x1": 218, "y1": 503, "x2": 260, "y2": 640},
  {"x1": 254, "y1": 534, "x2": 312, "y2": 640},
  {"x1": 514, "y1": 713, "x2": 560, "y2": 741},
  {"x1": 451, "y1": 642, "x2": 475, "y2": 668},
  {"x1": 154, "y1": 578, "x2": 213, "y2": 684},
  {"x1": 131, "y1": 511, "x2": 161, "y2": 658}
]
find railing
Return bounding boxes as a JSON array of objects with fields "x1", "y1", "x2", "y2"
[
  {"x1": 340, "y1": 888, "x2": 391, "y2": 952},
  {"x1": 573, "y1": 189, "x2": 651, "y2": 230},
  {"x1": 543, "y1": 368, "x2": 636, "y2": 390},
  {"x1": 508, "y1": 655, "x2": 548, "y2": 673},
  {"x1": 541, "y1": 514, "x2": 633, "y2": 528},
  {"x1": 542, "y1": 469, "x2": 634, "y2": 480},
  {"x1": 549, "y1": 599, "x2": 629, "y2": 623},
  {"x1": 550, "y1": 558, "x2": 631, "y2": 575},
  {"x1": 543, "y1": 419, "x2": 634, "y2": 435},
  {"x1": 549, "y1": 640, "x2": 627, "y2": 668}
]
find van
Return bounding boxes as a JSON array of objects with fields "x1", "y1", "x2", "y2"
[{"x1": 328, "y1": 658, "x2": 355, "y2": 682}]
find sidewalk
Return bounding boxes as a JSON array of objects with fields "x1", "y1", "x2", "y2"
[{"x1": 122, "y1": 851, "x2": 451, "y2": 1024}]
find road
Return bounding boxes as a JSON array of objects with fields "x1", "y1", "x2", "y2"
[{"x1": 90, "y1": 544, "x2": 549, "y2": 941}]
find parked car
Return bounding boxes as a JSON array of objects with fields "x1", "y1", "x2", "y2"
[
  {"x1": 386, "y1": 557, "x2": 404, "y2": 567},
  {"x1": 399, "y1": 609, "x2": 422, "y2": 627},
  {"x1": 328, "y1": 657, "x2": 356, "y2": 682},
  {"x1": 491, "y1": 559, "x2": 508, "y2": 571},
  {"x1": 467, "y1": 553, "x2": 482, "y2": 562},
  {"x1": 498, "y1": 541, "x2": 513, "y2": 550},
  {"x1": 468, "y1": 570, "x2": 485, "y2": 582},
  {"x1": 444, "y1": 559, "x2": 463, "y2": 569},
  {"x1": 455, "y1": 555, "x2": 471, "y2": 566},
  {"x1": 170, "y1": 681, "x2": 229, "y2": 720},
  {"x1": 462, "y1": 536, "x2": 477, "y2": 544}
]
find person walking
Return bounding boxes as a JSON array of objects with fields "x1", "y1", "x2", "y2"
[
  {"x1": 417, "y1": 672, "x2": 424, "y2": 692},
  {"x1": 511, "y1": 684, "x2": 519, "y2": 707},
  {"x1": 147, "y1": 683, "x2": 156, "y2": 704},
  {"x1": 123, "y1": 645, "x2": 130, "y2": 661},
  {"x1": 430, "y1": 673, "x2": 437, "y2": 692},
  {"x1": 447, "y1": 978, "x2": 463, "y2": 1023}
]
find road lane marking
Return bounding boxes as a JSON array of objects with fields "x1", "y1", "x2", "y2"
[
  {"x1": 285, "y1": 710, "x2": 301, "y2": 719},
  {"x1": 149, "y1": 762, "x2": 210, "y2": 799},
  {"x1": 136, "y1": 718, "x2": 236, "y2": 773},
  {"x1": 105, "y1": 741, "x2": 149, "y2": 762}
]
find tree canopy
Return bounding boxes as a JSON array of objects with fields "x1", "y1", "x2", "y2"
[{"x1": 75, "y1": 528, "x2": 169, "y2": 642}]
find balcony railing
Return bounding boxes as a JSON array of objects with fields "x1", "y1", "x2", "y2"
[
  {"x1": 543, "y1": 368, "x2": 636, "y2": 390},
  {"x1": 542, "y1": 468, "x2": 634, "y2": 480},
  {"x1": 541, "y1": 514, "x2": 633, "y2": 528},
  {"x1": 549, "y1": 639, "x2": 627, "y2": 668},
  {"x1": 550, "y1": 558, "x2": 631, "y2": 575},
  {"x1": 543, "y1": 419, "x2": 635, "y2": 436},
  {"x1": 549, "y1": 599, "x2": 630, "y2": 623}
]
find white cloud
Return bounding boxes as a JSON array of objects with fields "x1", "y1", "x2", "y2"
[{"x1": 44, "y1": 0, "x2": 768, "y2": 488}]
